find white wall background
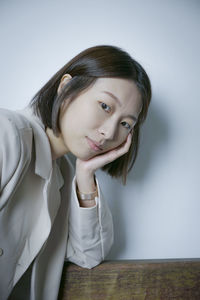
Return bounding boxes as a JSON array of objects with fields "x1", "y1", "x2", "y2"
[{"x1": 0, "y1": 0, "x2": 199, "y2": 260}]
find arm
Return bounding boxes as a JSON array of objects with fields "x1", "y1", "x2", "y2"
[
  {"x1": 65, "y1": 175, "x2": 114, "y2": 269},
  {"x1": 65, "y1": 133, "x2": 132, "y2": 268}
]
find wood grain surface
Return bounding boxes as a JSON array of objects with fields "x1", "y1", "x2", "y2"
[{"x1": 58, "y1": 259, "x2": 200, "y2": 300}]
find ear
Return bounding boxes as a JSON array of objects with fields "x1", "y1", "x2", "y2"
[{"x1": 57, "y1": 73, "x2": 72, "y2": 95}]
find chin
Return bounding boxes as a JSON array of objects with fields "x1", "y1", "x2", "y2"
[{"x1": 71, "y1": 150, "x2": 96, "y2": 161}]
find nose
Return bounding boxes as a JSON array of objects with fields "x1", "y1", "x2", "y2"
[{"x1": 98, "y1": 119, "x2": 118, "y2": 140}]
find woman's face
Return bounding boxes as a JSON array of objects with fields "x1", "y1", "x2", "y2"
[{"x1": 59, "y1": 77, "x2": 142, "y2": 160}]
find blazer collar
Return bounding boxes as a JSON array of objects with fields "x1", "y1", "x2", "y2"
[{"x1": 18, "y1": 106, "x2": 53, "y2": 180}]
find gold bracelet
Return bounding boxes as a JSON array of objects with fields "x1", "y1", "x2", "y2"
[{"x1": 77, "y1": 188, "x2": 97, "y2": 201}]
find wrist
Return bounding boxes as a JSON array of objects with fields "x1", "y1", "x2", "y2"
[
  {"x1": 76, "y1": 182, "x2": 97, "y2": 200},
  {"x1": 75, "y1": 178, "x2": 97, "y2": 208},
  {"x1": 76, "y1": 171, "x2": 96, "y2": 194}
]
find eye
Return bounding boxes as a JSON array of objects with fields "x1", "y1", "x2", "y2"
[
  {"x1": 100, "y1": 102, "x2": 111, "y2": 113},
  {"x1": 121, "y1": 121, "x2": 131, "y2": 130}
]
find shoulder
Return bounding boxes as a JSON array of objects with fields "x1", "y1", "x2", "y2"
[
  {"x1": 0, "y1": 108, "x2": 33, "y2": 161},
  {"x1": 0, "y1": 109, "x2": 33, "y2": 193},
  {"x1": 0, "y1": 108, "x2": 32, "y2": 133}
]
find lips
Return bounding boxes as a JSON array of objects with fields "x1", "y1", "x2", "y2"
[{"x1": 86, "y1": 137, "x2": 103, "y2": 152}]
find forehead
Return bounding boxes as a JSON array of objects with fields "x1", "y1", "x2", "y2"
[
  {"x1": 89, "y1": 77, "x2": 142, "y2": 112},
  {"x1": 90, "y1": 77, "x2": 140, "y2": 98}
]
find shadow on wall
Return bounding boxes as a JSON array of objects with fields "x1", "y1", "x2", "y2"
[
  {"x1": 130, "y1": 96, "x2": 170, "y2": 182},
  {"x1": 104, "y1": 96, "x2": 170, "y2": 259}
]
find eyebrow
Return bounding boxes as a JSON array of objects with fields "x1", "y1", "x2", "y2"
[{"x1": 101, "y1": 90, "x2": 138, "y2": 122}]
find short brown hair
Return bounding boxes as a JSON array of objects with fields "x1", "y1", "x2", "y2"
[{"x1": 30, "y1": 44, "x2": 152, "y2": 184}]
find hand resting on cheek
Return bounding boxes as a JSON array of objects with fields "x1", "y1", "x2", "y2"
[{"x1": 76, "y1": 132, "x2": 133, "y2": 175}]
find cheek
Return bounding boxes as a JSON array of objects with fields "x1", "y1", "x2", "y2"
[
  {"x1": 75, "y1": 103, "x2": 103, "y2": 129},
  {"x1": 86, "y1": 104, "x2": 106, "y2": 129},
  {"x1": 117, "y1": 128, "x2": 129, "y2": 143}
]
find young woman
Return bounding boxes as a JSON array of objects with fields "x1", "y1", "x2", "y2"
[{"x1": 0, "y1": 45, "x2": 151, "y2": 300}]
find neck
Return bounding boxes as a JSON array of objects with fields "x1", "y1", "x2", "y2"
[{"x1": 46, "y1": 127, "x2": 69, "y2": 160}]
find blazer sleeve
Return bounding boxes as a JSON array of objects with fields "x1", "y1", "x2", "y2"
[{"x1": 65, "y1": 176, "x2": 114, "y2": 269}]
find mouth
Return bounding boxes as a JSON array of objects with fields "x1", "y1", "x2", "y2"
[{"x1": 86, "y1": 137, "x2": 103, "y2": 152}]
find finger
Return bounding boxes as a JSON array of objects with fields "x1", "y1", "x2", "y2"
[
  {"x1": 88, "y1": 133, "x2": 132, "y2": 169},
  {"x1": 103, "y1": 133, "x2": 132, "y2": 161},
  {"x1": 109, "y1": 132, "x2": 132, "y2": 154}
]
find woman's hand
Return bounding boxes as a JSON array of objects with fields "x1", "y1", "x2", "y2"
[
  {"x1": 75, "y1": 132, "x2": 132, "y2": 207},
  {"x1": 76, "y1": 132, "x2": 133, "y2": 175},
  {"x1": 75, "y1": 132, "x2": 132, "y2": 202}
]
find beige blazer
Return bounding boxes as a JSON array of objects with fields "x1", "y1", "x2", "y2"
[{"x1": 0, "y1": 107, "x2": 114, "y2": 300}]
